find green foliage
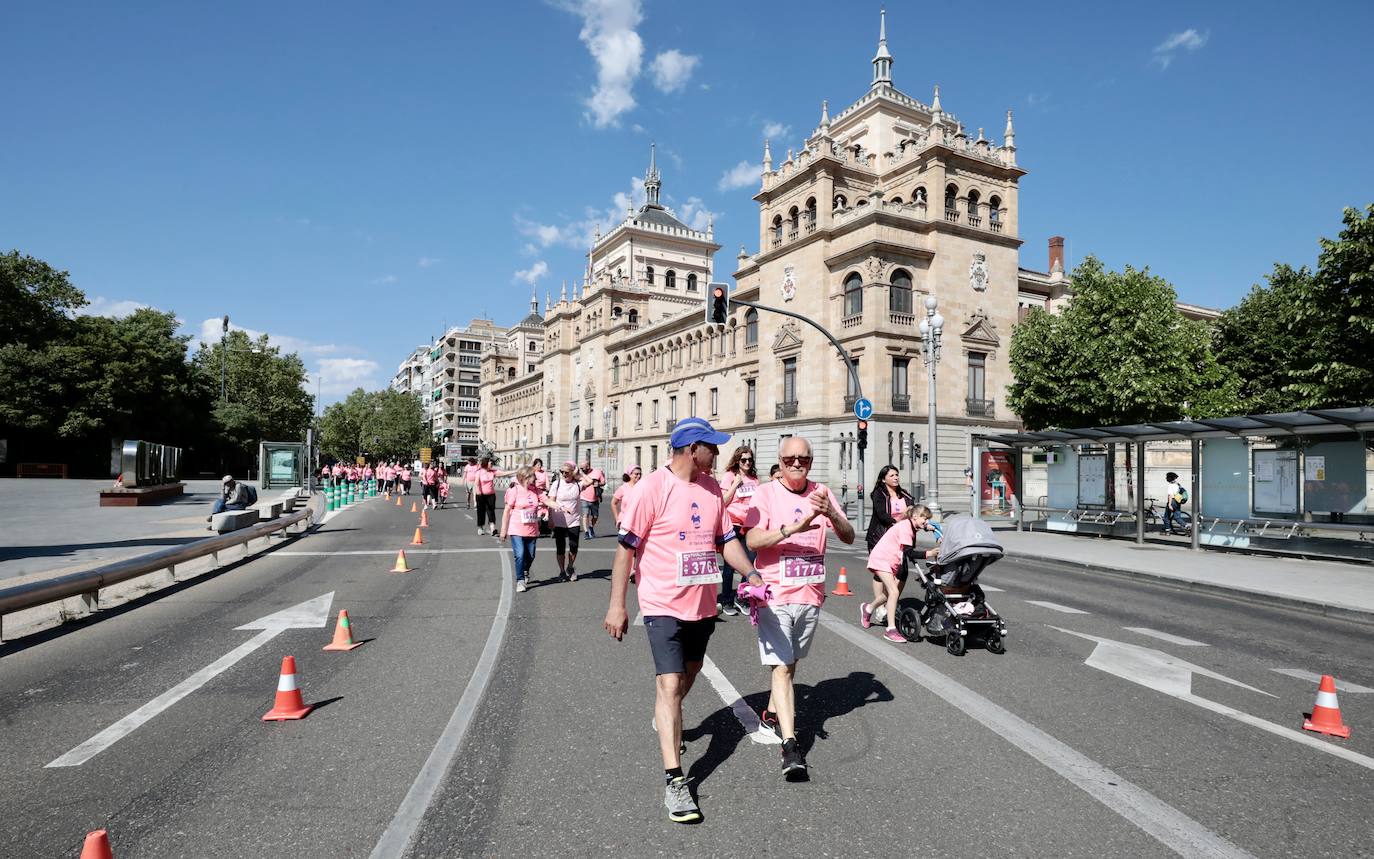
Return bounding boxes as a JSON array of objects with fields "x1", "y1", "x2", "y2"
[
  {"x1": 0, "y1": 250, "x2": 87, "y2": 346},
  {"x1": 1212, "y1": 265, "x2": 1309, "y2": 414},
  {"x1": 189, "y1": 330, "x2": 315, "y2": 459},
  {"x1": 1007, "y1": 255, "x2": 1241, "y2": 431},
  {"x1": 319, "y1": 387, "x2": 426, "y2": 461}
]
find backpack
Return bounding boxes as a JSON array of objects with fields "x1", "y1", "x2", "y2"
[
  {"x1": 1175, "y1": 487, "x2": 1188, "y2": 504},
  {"x1": 244, "y1": 484, "x2": 259, "y2": 505}
]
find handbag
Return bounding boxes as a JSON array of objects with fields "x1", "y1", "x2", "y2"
[{"x1": 538, "y1": 515, "x2": 553, "y2": 538}]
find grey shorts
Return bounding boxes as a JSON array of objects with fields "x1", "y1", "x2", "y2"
[
  {"x1": 582, "y1": 500, "x2": 598, "y2": 516},
  {"x1": 755, "y1": 603, "x2": 820, "y2": 665},
  {"x1": 644, "y1": 616, "x2": 716, "y2": 675}
]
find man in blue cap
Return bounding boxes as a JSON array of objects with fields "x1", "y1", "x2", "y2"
[{"x1": 604, "y1": 416, "x2": 763, "y2": 824}]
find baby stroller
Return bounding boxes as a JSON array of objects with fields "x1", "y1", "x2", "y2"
[{"x1": 894, "y1": 515, "x2": 1009, "y2": 656}]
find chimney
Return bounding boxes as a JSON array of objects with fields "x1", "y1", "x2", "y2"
[{"x1": 1048, "y1": 236, "x2": 1065, "y2": 274}]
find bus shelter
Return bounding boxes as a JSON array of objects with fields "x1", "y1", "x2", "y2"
[{"x1": 974, "y1": 407, "x2": 1374, "y2": 553}]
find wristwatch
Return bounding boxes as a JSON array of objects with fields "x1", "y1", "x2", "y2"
[{"x1": 780, "y1": 524, "x2": 789, "y2": 539}]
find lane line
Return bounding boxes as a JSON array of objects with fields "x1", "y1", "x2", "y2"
[
  {"x1": 818, "y1": 613, "x2": 1256, "y2": 859},
  {"x1": 1270, "y1": 669, "x2": 1374, "y2": 694},
  {"x1": 369, "y1": 548, "x2": 513, "y2": 857},
  {"x1": 697, "y1": 657, "x2": 781, "y2": 746},
  {"x1": 268, "y1": 548, "x2": 504, "y2": 556},
  {"x1": 1123, "y1": 628, "x2": 1209, "y2": 647},
  {"x1": 981, "y1": 585, "x2": 1006, "y2": 592},
  {"x1": 1024, "y1": 600, "x2": 1089, "y2": 615},
  {"x1": 47, "y1": 628, "x2": 282, "y2": 768},
  {"x1": 1182, "y1": 693, "x2": 1374, "y2": 771}
]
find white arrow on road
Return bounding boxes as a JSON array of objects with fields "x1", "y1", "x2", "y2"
[
  {"x1": 47, "y1": 592, "x2": 334, "y2": 768},
  {"x1": 1051, "y1": 627, "x2": 1374, "y2": 772}
]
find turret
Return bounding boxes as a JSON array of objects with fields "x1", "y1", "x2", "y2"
[{"x1": 871, "y1": 8, "x2": 893, "y2": 88}]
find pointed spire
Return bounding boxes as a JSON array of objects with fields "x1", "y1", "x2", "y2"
[
  {"x1": 931, "y1": 84, "x2": 942, "y2": 115},
  {"x1": 530, "y1": 284, "x2": 538, "y2": 313},
  {"x1": 560, "y1": 280, "x2": 567, "y2": 303},
  {"x1": 644, "y1": 142, "x2": 662, "y2": 206},
  {"x1": 1003, "y1": 109, "x2": 1016, "y2": 147},
  {"x1": 763, "y1": 138, "x2": 773, "y2": 172},
  {"x1": 820, "y1": 99, "x2": 830, "y2": 128},
  {"x1": 628, "y1": 177, "x2": 636, "y2": 218},
  {"x1": 871, "y1": 8, "x2": 893, "y2": 88},
  {"x1": 976, "y1": 127, "x2": 986, "y2": 143},
  {"x1": 545, "y1": 289, "x2": 551, "y2": 314}
]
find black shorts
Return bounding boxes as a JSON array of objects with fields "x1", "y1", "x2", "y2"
[{"x1": 644, "y1": 616, "x2": 716, "y2": 675}]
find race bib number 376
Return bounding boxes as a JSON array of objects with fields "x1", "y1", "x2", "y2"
[{"x1": 677, "y1": 550, "x2": 722, "y2": 586}]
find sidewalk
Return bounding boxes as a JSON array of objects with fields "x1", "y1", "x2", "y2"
[{"x1": 992, "y1": 528, "x2": 1374, "y2": 624}]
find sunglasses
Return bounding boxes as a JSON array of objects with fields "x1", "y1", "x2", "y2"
[
  {"x1": 739, "y1": 457, "x2": 754, "y2": 462},
  {"x1": 780, "y1": 455, "x2": 813, "y2": 466}
]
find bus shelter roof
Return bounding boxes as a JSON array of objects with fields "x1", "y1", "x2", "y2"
[{"x1": 976, "y1": 407, "x2": 1374, "y2": 447}]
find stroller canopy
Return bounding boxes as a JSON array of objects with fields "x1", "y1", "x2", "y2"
[{"x1": 935, "y1": 515, "x2": 1004, "y2": 566}]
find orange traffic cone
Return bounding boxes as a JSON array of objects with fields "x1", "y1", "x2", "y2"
[
  {"x1": 396, "y1": 495, "x2": 402, "y2": 507},
  {"x1": 410, "y1": 501, "x2": 418, "y2": 513},
  {"x1": 419, "y1": 509, "x2": 430, "y2": 528},
  {"x1": 323, "y1": 609, "x2": 364, "y2": 651},
  {"x1": 1303, "y1": 674, "x2": 1352, "y2": 738},
  {"x1": 262, "y1": 656, "x2": 313, "y2": 721},
  {"x1": 832, "y1": 566, "x2": 854, "y2": 596},
  {"x1": 390, "y1": 549, "x2": 412, "y2": 573},
  {"x1": 410, "y1": 527, "x2": 424, "y2": 545},
  {"x1": 80, "y1": 830, "x2": 114, "y2": 859}
]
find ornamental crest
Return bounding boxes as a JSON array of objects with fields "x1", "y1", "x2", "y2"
[
  {"x1": 865, "y1": 256, "x2": 886, "y2": 281},
  {"x1": 780, "y1": 266, "x2": 797, "y2": 302},
  {"x1": 969, "y1": 253, "x2": 989, "y2": 292}
]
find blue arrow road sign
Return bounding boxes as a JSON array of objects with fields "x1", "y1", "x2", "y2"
[{"x1": 854, "y1": 398, "x2": 873, "y2": 420}]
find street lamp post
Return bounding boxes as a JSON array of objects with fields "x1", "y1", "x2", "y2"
[
  {"x1": 918, "y1": 295, "x2": 945, "y2": 515},
  {"x1": 220, "y1": 315, "x2": 230, "y2": 403}
]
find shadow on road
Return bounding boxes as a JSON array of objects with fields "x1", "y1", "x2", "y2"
[{"x1": 0, "y1": 537, "x2": 204, "y2": 563}]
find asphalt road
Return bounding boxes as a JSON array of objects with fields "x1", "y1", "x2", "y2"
[{"x1": 2, "y1": 492, "x2": 1371, "y2": 858}]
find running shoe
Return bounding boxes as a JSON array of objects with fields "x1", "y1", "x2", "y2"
[
  {"x1": 664, "y1": 776, "x2": 701, "y2": 823},
  {"x1": 719, "y1": 601, "x2": 739, "y2": 617},
  {"x1": 734, "y1": 596, "x2": 750, "y2": 616},
  {"x1": 516, "y1": 580, "x2": 527, "y2": 593},
  {"x1": 860, "y1": 602, "x2": 872, "y2": 629},
  {"x1": 758, "y1": 708, "x2": 780, "y2": 738},
  {"x1": 568, "y1": 568, "x2": 578, "y2": 582},
  {"x1": 780, "y1": 740, "x2": 808, "y2": 781},
  {"x1": 882, "y1": 628, "x2": 905, "y2": 643}
]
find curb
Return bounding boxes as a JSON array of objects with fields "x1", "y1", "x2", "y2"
[{"x1": 1005, "y1": 549, "x2": 1374, "y2": 627}]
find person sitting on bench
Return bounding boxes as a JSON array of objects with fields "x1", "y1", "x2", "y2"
[{"x1": 207, "y1": 475, "x2": 253, "y2": 526}]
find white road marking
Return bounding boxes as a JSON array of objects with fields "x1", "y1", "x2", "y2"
[
  {"x1": 698, "y1": 657, "x2": 780, "y2": 746},
  {"x1": 981, "y1": 585, "x2": 1005, "y2": 592},
  {"x1": 820, "y1": 613, "x2": 1256, "y2": 859},
  {"x1": 1270, "y1": 669, "x2": 1374, "y2": 694},
  {"x1": 47, "y1": 592, "x2": 335, "y2": 768},
  {"x1": 1025, "y1": 600, "x2": 1089, "y2": 614},
  {"x1": 1053, "y1": 628, "x2": 1374, "y2": 772},
  {"x1": 1123, "y1": 627, "x2": 1209, "y2": 647},
  {"x1": 633, "y1": 612, "x2": 644, "y2": 626},
  {"x1": 268, "y1": 548, "x2": 504, "y2": 556}
]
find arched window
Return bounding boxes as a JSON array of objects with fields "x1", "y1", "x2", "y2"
[
  {"x1": 833, "y1": 194, "x2": 847, "y2": 210},
  {"x1": 856, "y1": 198, "x2": 868, "y2": 207},
  {"x1": 988, "y1": 195, "x2": 1002, "y2": 225},
  {"x1": 645, "y1": 265, "x2": 654, "y2": 285},
  {"x1": 889, "y1": 269, "x2": 913, "y2": 314},
  {"x1": 612, "y1": 356, "x2": 620, "y2": 385},
  {"x1": 507, "y1": 367, "x2": 516, "y2": 380},
  {"x1": 745, "y1": 308, "x2": 758, "y2": 345},
  {"x1": 967, "y1": 189, "x2": 980, "y2": 219},
  {"x1": 627, "y1": 309, "x2": 639, "y2": 326},
  {"x1": 665, "y1": 270, "x2": 676, "y2": 289},
  {"x1": 788, "y1": 206, "x2": 799, "y2": 237},
  {"x1": 890, "y1": 196, "x2": 903, "y2": 205},
  {"x1": 686, "y1": 272, "x2": 697, "y2": 292},
  {"x1": 914, "y1": 186, "x2": 928, "y2": 206},
  {"x1": 945, "y1": 184, "x2": 958, "y2": 212},
  {"x1": 844, "y1": 272, "x2": 863, "y2": 317},
  {"x1": 611, "y1": 305, "x2": 623, "y2": 319},
  {"x1": 805, "y1": 197, "x2": 817, "y2": 228},
  {"x1": 772, "y1": 215, "x2": 783, "y2": 243}
]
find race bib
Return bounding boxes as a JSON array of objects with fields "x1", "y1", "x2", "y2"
[
  {"x1": 736, "y1": 484, "x2": 755, "y2": 499},
  {"x1": 676, "y1": 550, "x2": 722, "y2": 586},
  {"x1": 520, "y1": 508, "x2": 539, "y2": 524},
  {"x1": 782, "y1": 554, "x2": 826, "y2": 584}
]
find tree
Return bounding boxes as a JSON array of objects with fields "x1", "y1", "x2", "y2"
[
  {"x1": 0, "y1": 250, "x2": 86, "y2": 346},
  {"x1": 320, "y1": 388, "x2": 426, "y2": 462},
  {"x1": 189, "y1": 330, "x2": 314, "y2": 468},
  {"x1": 1212, "y1": 265, "x2": 1309, "y2": 414},
  {"x1": 1008, "y1": 255, "x2": 1240, "y2": 431}
]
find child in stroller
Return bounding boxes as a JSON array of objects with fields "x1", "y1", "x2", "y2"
[{"x1": 894, "y1": 514, "x2": 1009, "y2": 655}]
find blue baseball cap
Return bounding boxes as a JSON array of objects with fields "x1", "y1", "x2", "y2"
[{"x1": 670, "y1": 416, "x2": 731, "y2": 449}]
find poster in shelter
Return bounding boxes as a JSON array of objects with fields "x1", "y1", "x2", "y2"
[
  {"x1": 1077, "y1": 453, "x2": 1109, "y2": 507},
  {"x1": 1252, "y1": 449, "x2": 1298, "y2": 514}
]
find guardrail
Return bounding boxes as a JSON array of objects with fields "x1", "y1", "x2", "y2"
[
  {"x1": 0, "y1": 497, "x2": 318, "y2": 642},
  {"x1": 1016, "y1": 505, "x2": 1373, "y2": 539}
]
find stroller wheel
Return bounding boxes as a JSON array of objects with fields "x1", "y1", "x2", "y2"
[
  {"x1": 986, "y1": 633, "x2": 1006, "y2": 655},
  {"x1": 946, "y1": 630, "x2": 967, "y2": 657},
  {"x1": 895, "y1": 606, "x2": 923, "y2": 642}
]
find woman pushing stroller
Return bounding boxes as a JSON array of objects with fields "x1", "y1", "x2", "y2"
[{"x1": 862, "y1": 504, "x2": 938, "y2": 643}]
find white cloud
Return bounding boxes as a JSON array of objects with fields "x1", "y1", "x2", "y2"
[
  {"x1": 417, "y1": 256, "x2": 441, "y2": 268},
  {"x1": 520, "y1": 242, "x2": 539, "y2": 257},
  {"x1": 79, "y1": 296, "x2": 152, "y2": 318},
  {"x1": 372, "y1": 274, "x2": 398, "y2": 285},
  {"x1": 1152, "y1": 28, "x2": 1209, "y2": 69},
  {"x1": 718, "y1": 159, "x2": 761, "y2": 191},
  {"x1": 515, "y1": 261, "x2": 550, "y2": 285},
  {"x1": 649, "y1": 49, "x2": 699, "y2": 94},
  {"x1": 762, "y1": 120, "x2": 791, "y2": 140},
  {"x1": 676, "y1": 197, "x2": 718, "y2": 232},
  {"x1": 558, "y1": 0, "x2": 644, "y2": 128},
  {"x1": 312, "y1": 358, "x2": 382, "y2": 397},
  {"x1": 194, "y1": 317, "x2": 340, "y2": 357}
]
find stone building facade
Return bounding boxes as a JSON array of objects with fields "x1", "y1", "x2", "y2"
[{"x1": 393, "y1": 318, "x2": 506, "y2": 462}]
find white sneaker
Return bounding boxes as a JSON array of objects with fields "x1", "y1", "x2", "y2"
[{"x1": 516, "y1": 580, "x2": 527, "y2": 593}]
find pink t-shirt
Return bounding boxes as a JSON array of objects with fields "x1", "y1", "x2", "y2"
[
  {"x1": 580, "y1": 468, "x2": 605, "y2": 502},
  {"x1": 464, "y1": 464, "x2": 478, "y2": 482},
  {"x1": 504, "y1": 484, "x2": 543, "y2": 537},
  {"x1": 620, "y1": 467, "x2": 733, "y2": 621},
  {"x1": 400, "y1": 468, "x2": 412, "y2": 482},
  {"x1": 612, "y1": 481, "x2": 636, "y2": 516},
  {"x1": 422, "y1": 467, "x2": 438, "y2": 486},
  {"x1": 363, "y1": 467, "x2": 373, "y2": 480},
  {"x1": 533, "y1": 470, "x2": 550, "y2": 493},
  {"x1": 725, "y1": 473, "x2": 760, "y2": 526},
  {"x1": 867, "y1": 517, "x2": 917, "y2": 577},
  {"x1": 743, "y1": 480, "x2": 847, "y2": 607},
  {"x1": 476, "y1": 468, "x2": 495, "y2": 495}
]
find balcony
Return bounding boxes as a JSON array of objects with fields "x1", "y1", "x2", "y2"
[
  {"x1": 787, "y1": 230, "x2": 798, "y2": 241},
  {"x1": 966, "y1": 398, "x2": 995, "y2": 418},
  {"x1": 891, "y1": 394, "x2": 911, "y2": 412},
  {"x1": 745, "y1": 408, "x2": 756, "y2": 423},
  {"x1": 989, "y1": 220, "x2": 1003, "y2": 233},
  {"x1": 805, "y1": 219, "x2": 817, "y2": 234},
  {"x1": 967, "y1": 215, "x2": 982, "y2": 228},
  {"x1": 776, "y1": 401, "x2": 798, "y2": 419},
  {"x1": 944, "y1": 209, "x2": 959, "y2": 224},
  {"x1": 771, "y1": 236, "x2": 782, "y2": 249},
  {"x1": 841, "y1": 314, "x2": 863, "y2": 330},
  {"x1": 888, "y1": 311, "x2": 914, "y2": 327}
]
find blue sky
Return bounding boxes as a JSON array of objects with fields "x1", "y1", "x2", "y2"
[{"x1": 5, "y1": 1, "x2": 1372, "y2": 403}]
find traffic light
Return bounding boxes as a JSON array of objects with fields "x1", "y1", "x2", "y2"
[
  {"x1": 706, "y1": 282, "x2": 729, "y2": 325},
  {"x1": 857, "y1": 419, "x2": 868, "y2": 452}
]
